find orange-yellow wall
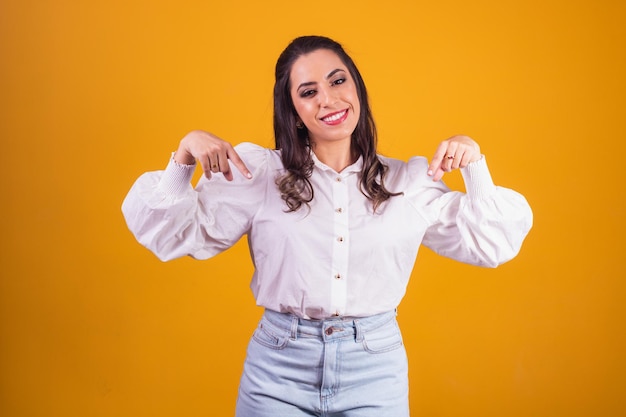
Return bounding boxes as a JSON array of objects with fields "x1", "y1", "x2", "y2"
[{"x1": 1, "y1": 0, "x2": 624, "y2": 416}]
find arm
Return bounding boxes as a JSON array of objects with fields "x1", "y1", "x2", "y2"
[
  {"x1": 409, "y1": 135, "x2": 532, "y2": 267},
  {"x1": 121, "y1": 131, "x2": 263, "y2": 261}
]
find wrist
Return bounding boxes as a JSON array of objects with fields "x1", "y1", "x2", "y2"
[{"x1": 174, "y1": 143, "x2": 195, "y2": 165}]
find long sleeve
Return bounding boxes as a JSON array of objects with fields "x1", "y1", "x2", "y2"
[
  {"x1": 404, "y1": 156, "x2": 533, "y2": 268},
  {"x1": 122, "y1": 145, "x2": 533, "y2": 318},
  {"x1": 121, "y1": 142, "x2": 272, "y2": 261}
]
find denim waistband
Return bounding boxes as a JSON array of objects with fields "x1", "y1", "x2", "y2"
[{"x1": 261, "y1": 309, "x2": 398, "y2": 342}]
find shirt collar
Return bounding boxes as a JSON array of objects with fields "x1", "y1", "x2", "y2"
[{"x1": 310, "y1": 150, "x2": 363, "y2": 175}]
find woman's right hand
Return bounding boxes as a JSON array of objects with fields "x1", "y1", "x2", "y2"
[{"x1": 174, "y1": 130, "x2": 252, "y2": 181}]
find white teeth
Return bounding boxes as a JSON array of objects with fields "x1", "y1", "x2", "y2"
[{"x1": 322, "y1": 110, "x2": 346, "y2": 122}]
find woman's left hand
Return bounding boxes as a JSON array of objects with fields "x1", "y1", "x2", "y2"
[{"x1": 427, "y1": 135, "x2": 482, "y2": 181}]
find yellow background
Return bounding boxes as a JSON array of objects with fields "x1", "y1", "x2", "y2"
[{"x1": 1, "y1": 0, "x2": 624, "y2": 416}]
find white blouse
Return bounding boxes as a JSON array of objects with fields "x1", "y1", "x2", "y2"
[{"x1": 122, "y1": 142, "x2": 532, "y2": 319}]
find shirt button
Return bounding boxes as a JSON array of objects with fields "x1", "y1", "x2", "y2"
[
  {"x1": 335, "y1": 207, "x2": 343, "y2": 213},
  {"x1": 337, "y1": 236, "x2": 344, "y2": 242},
  {"x1": 335, "y1": 177, "x2": 342, "y2": 182},
  {"x1": 334, "y1": 274, "x2": 342, "y2": 280}
]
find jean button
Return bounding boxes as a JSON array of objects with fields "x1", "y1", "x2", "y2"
[{"x1": 325, "y1": 327, "x2": 334, "y2": 336}]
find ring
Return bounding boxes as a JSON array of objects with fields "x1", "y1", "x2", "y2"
[
  {"x1": 447, "y1": 155, "x2": 455, "y2": 159},
  {"x1": 211, "y1": 164, "x2": 218, "y2": 169}
]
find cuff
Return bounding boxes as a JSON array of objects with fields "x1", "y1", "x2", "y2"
[
  {"x1": 460, "y1": 155, "x2": 497, "y2": 200},
  {"x1": 156, "y1": 152, "x2": 196, "y2": 196}
]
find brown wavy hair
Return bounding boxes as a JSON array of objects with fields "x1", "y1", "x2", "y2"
[{"x1": 273, "y1": 36, "x2": 400, "y2": 212}]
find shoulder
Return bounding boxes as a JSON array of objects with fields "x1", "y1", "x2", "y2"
[
  {"x1": 377, "y1": 154, "x2": 446, "y2": 198},
  {"x1": 234, "y1": 142, "x2": 283, "y2": 171},
  {"x1": 378, "y1": 154, "x2": 429, "y2": 179},
  {"x1": 234, "y1": 142, "x2": 270, "y2": 157}
]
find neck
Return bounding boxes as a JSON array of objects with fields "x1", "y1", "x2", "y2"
[{"x1": 311, "y1": 140, "x2": 354, "y2": 172}]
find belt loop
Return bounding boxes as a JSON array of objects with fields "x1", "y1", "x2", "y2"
[
  {"x1": 290, "y1": 315, "x2": 298, "y2": 340},
  {"x1": 354, "y1": 319, "x2": 364, "y2": 342}
]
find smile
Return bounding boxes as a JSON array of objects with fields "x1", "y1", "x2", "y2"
[{"x1": 320, "y1": 109, "x2": 349, "y2": 125}]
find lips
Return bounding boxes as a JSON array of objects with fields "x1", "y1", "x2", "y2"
[{"x1": 320, "y1": 109, "x2": 349, "y2": 125}]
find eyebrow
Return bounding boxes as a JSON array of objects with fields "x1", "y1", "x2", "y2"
[{"x1": 296, "y1": 68, "x2": 346, "y2": 90}]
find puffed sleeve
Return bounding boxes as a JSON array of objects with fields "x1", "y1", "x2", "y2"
[
  {"x1": 121, "y1": 142, "x2": 271, "y2": 261},
  {"x1": 405, "y1": 156, "x2": 533, "y2": 267}
]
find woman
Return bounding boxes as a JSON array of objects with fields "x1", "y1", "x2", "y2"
[{"x1": 122, "y1": 35, "x2": 532, "y2": 416}]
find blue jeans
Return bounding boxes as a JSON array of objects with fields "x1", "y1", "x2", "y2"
[{"x1": 235, "y1": 309, "x2": 409, "y2": 416}]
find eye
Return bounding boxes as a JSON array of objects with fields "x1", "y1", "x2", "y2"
[
  {"x1": 332, "y1": 77, "x2": 346, "y2": 86},
  {"x1": 299, "y1": 89, "x2": 316, "y2": 98}
]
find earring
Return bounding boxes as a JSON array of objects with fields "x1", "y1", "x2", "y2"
[{"x1": 296, "y1": 121, "x2": 305, "y2": 129}]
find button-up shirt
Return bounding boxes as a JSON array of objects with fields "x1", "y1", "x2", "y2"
[{"x1": 122, "y1": 143, "x2": 532, "y2": 319}]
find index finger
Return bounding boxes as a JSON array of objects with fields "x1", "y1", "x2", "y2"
[
  {"x1": 427, "y1": 142, "x2": 448, "y2": 177},
  {"x1": 225, "y1": 147, "x2": 252, "y2": 181}
]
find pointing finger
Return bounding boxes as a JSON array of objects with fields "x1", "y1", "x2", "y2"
[
  {"x1": 224, "y1": 147, "x2": 252, "y2": 181},
  {"x1": 428, "y1": 141, "x2": 448, "y2": 177}
]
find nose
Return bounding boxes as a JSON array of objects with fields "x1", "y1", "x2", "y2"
[{"x1": 318, "y1": 85, "x2": 338, "y2": 107}]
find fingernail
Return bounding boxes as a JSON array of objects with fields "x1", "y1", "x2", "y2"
[
  {"x1": 246, "y1": 172, "x2": 252, "y2": 179},
  {"x1": 427, "y1": 170, "x2": 433, "y2": 176}
]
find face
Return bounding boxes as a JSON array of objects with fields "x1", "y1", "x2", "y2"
[{"x1": 289, "y1": 49, "x2": 360, "y2": 147}]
